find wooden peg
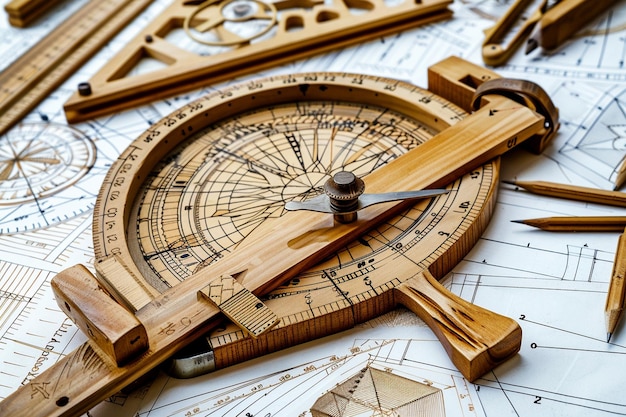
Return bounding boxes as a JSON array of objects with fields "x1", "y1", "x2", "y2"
[
  {"x1": 394, "y1": 270, "x2": 521, "y2": 381},
  {"x1": 51, "y1": 265, "x2": 149, "y2": 366}
]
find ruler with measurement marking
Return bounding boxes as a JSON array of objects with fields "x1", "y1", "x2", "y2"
[{"x1": 0, "y1": 0, "x2": 154, "y2": 137}]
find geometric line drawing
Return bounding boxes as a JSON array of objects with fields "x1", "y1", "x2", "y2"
[
  {"x1": 558, "y1": 87, "x2": 626, "y2": 187},
  {"x1": 0, "y1": 123, "x2": 95, "y2": 206},
  {"x1": 311, "y1": 366, "x2": 445, "y2": 417}
]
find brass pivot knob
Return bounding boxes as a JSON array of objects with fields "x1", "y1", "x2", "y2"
[{"x1": 324, "y1": 171, "x2": 365, "y2": 223}]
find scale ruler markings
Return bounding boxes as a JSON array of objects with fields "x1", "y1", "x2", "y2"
[
  {"x1": 199, "y1": 275, "x2": 280, "y2": 337},
  {"x1": 0, "y1": 0, "x2": 153, "y2": 136}
]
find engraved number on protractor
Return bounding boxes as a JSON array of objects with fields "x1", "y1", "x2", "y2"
[{"x1": 93, "y1": 72, "x2": 498, "y2": 369}]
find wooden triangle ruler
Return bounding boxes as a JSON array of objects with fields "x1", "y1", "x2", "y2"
[{"x1": 63, "y1": 0, "x2": 452, "y2": 122}]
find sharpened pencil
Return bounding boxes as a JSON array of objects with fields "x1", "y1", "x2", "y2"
[
  {"x1": 606, "y1": 228, "x2": 626, "y2": 342},
  {"x1": 613, "y1": 156, "x2": 626, "y2": 191},
  {"x1": 503, "y1": 180, "x2": 626, "y2": 207},
  {"x1": 512, "y1": 216, "x2": 626, "y2": 232}
]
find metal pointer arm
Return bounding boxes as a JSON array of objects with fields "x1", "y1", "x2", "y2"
[{"x1": 285, "y1": 170, "x2": 450, "y2": 223}]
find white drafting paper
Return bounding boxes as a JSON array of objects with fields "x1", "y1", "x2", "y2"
[{"x1": 0, "y1": 0, "x2": 625, "y2": 416}]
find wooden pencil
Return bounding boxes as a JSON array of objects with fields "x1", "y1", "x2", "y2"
[
  {"x1": 606, "y1": 227, "x2": 626, "y2": 342},
  {"x1": 613, "y1": 156, "x2": 626, "y2": 191},
  {"x1": 503, "y1": 180, "x2": 626, "y2": 207},
  {"x1": 512, "y1": 216, "x2": 626, "y2": 232}
]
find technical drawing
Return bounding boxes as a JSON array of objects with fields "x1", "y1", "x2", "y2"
[
  {"x1": 0, "y1": 123, "x2": 95, "y2": 232},
  {"x1": 558, "y1": 87, "x2": 626, "y2": 188}
]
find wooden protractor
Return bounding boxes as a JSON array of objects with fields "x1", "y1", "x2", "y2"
[
  {"x1": 62, "y1": 0, "x2": 453, "y2": 122},
  {"x1": 0, "y1": 57, "x2": 558, "y2": 417},
  {"x1": 116, "y1": 99, "x2": 500, "y2": 376},
  {"x1": 90, "y1": 58, "x2": 524, "y2": 371}
]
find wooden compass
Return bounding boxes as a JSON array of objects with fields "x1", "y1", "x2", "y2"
[{"x1": 0, "y1": 56, "x2": 558, "y2": 417}]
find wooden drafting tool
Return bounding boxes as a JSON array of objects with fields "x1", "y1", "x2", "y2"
[
  {"x1": 481, "y1": 0, "x2": 547, "y2": 66},
  {"x1": 0, "y1": 56, "x2": 560, "y2": 417},
  {"x1": 4, "y1": 0, "x2": 62, "y2": 27},
  {"x1": 512, "y1": 216, "x2": 626, "y2": 232},
  {"x1": 62, "y1": 0, "x2": 453, "y2": 122},
  {"x1": 482, "y1": 0, "x2": 619, "y2": 65},
  {"x1": 606, "y1": 227, "x2": 626, "y2": 342},
  {"x1": 0, "y1": 0, "x2": 154, "y2": 138},
  {"x1": 504, "y1": 179, "x2": 626, "y2": 207},
  {"x1": 525, "y1": 0, "x2": 619, "y2": 53}
]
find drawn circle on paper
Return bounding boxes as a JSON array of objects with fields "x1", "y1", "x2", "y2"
[
  {"x1": 0, "y1": 123, "x2": 99, "y2": 233},
  {"x1": 0, "y1": 123, "x2": 95, "y2": 205}
]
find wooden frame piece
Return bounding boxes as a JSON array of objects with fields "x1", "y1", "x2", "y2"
[{"x1": 63, "y1": 0, "x2": 453, "y2": 122}]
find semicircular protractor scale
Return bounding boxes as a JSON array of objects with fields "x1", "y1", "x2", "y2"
[{"x1": 112, "y1": 75, "x2": 502, "y2": 375}]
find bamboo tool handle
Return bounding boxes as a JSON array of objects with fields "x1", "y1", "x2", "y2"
[{"x1": 395, "y1": 270, "x2": 521, "y2": 381}]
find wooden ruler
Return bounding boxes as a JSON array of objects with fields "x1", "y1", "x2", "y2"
[{"x1": 0, "y1": 0, "x2": 154, "y2": 137}]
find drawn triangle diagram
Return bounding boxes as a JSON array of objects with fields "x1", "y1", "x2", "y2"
[
  {"x1": 310, "y1": 366, "x2": 445, "y2": 416},
  {"x1": 63, "y1": 0, "x2": 452, "y2": 122}
]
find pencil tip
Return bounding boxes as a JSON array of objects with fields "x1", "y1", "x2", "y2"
[
  {"x1": 501, "y1": 180, "x2": 517, "y2": 186},
  {"x1": 510, "y1": 219, "x2": 527, "y2": 225},
  {"x1": 525, "y1": 38, "x2": 538, "y2": 54},
  {"x1": 607, "y1": 333, "x2": 612, "y2": 343}
]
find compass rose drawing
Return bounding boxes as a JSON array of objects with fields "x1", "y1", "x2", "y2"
[{"x1": 0, "y1": 123, "x2": 96, "y2": 233}]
